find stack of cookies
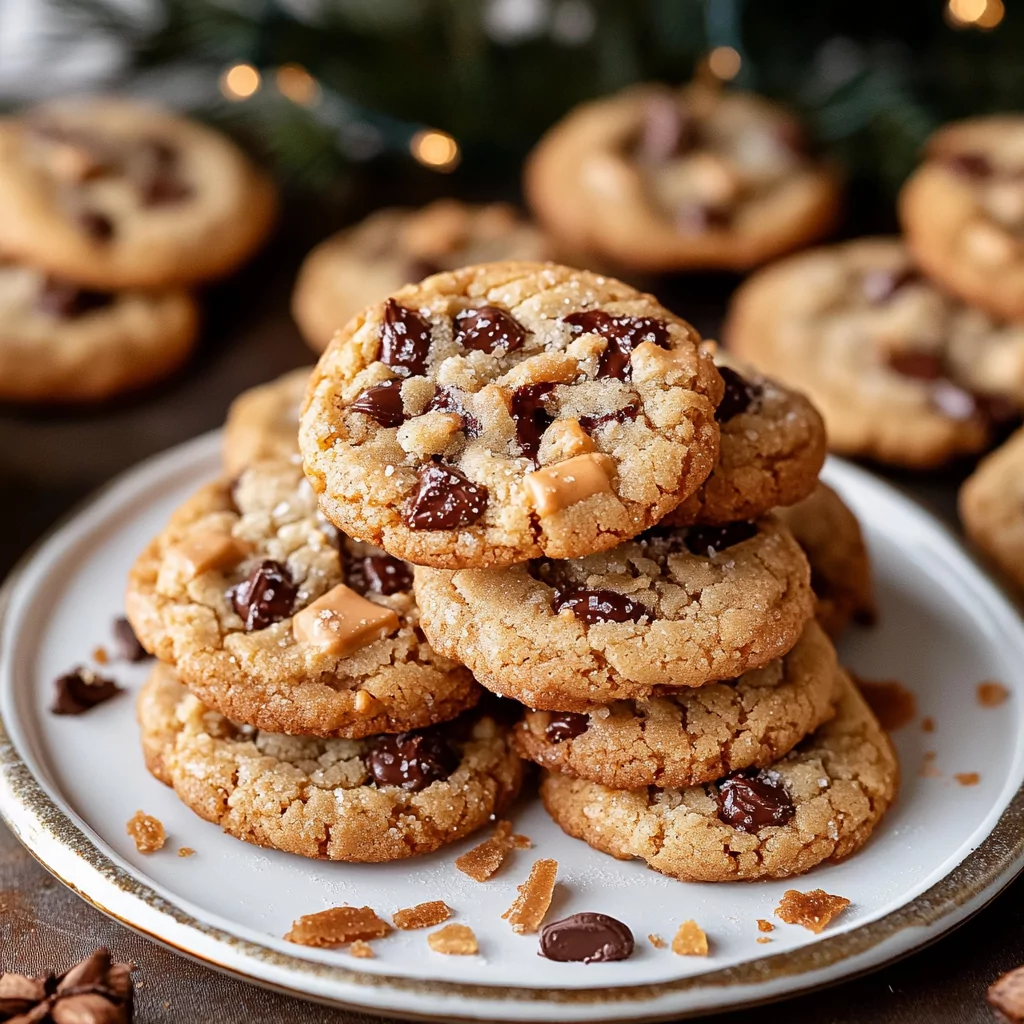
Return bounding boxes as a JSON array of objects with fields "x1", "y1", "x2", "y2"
[{"x1": 0, "y1": 97, "x2": 275, "y2": 403}]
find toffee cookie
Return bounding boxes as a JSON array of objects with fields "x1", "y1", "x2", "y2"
[
  {"x1": 777, "y1": 483, "x2": 876, "y2": 637},
  {"x1": 0, "y1": 99, "x2": 276, "y2": 288},
  {"x1": 222, "y1": 367, "x2": 311, "y2": 475},
  {"x1": 515, "y1": 619, "x2": 838, "y2": 789},
  {"x1": 960, "y1": 425, "x2": 1024, "y2": 593},
  {"x1": 664, "y1": 355, "x2": 826, "y2": 526},
  {"x1": 727, "y1": 237, "x2": 1018, "y2": 468},
  {"x1": 300, "y1": 261, "x2": 723, "y2": 569},
  {"x1": 138, "y1": 664, "x2": 522, "y2": 861},
  {"x1": 541, "y1": 669, "x2": 897, "y2": 881},
  {"x1": 0, "y1": 262, "x2": 197, "y2": 402},
  {"x1": 525, "y1": 83, "x2": 839, "y2": 272},
  {"x1": 414, "y1": 514, "x2": 814, "y2": 711},
  {"x1": 125, "y1": 459, "x2": 479, "y2": 737},
  {"x1": 900, "y1": 117, "x2": 1024, "y2": 321},
  {"x1": 292, "y1": 201, "x2": 551, "y2": 352}
]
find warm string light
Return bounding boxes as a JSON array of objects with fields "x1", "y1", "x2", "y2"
[
  {"x1": 410, "y1": 129, "x2": 461, "y2": 172},
  {"x1": 707, "y1": 45, "x2": 742, "y2": 81},
  {"x1": 219, "y1": 62, "x2": 261, "y2": 100},
  {"x1": 275, "y1": 64, "x2": 321, "y2": 106},
  {"x1": 947, "y1": 0, "x2": 1004, "y2": 29}
]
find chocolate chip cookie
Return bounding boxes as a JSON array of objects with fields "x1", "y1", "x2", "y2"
[
  {"x1": 900, "y1": 117, "x2": 1024, "y2": 322},
  {"x1": 542, "y1": 668, "x2": 897, "y2": 881},
  {"x1": 727, "y1": 237, "x2": 1017, "y2": 468},
  {"x1": 125, "y1": 459, "x2": 479, "y2": 737},
  {"x1": 0, "y1": 99, "x2": 276, "y2": 288},
  {"x1": 515, "y1": 619, "x2": 838, "y2": 789},
  {"x1": 222, "y1": 367, "x2": 311, "y2": 475},
  {"x1": 414, "y1": 514, "x2": 814, "y2": 711},
  {"x1": 138, "y1": 663, "x2": 522, "y2": 861},
  {"x1": 525, "y1": 82, "x2": 840, "y2": 272},
  {"x1": 300, "y1": 261, "x2": 723, "y2": 568},
  {"x1": 0, "y1": 261, "x2": 198, "y2": 402},
  {"x1": 292, "y1": 201, "x2": 551, "y2": 352},
  {"x1": 777, "y1": 482, "x2": 876, "y2": 637}
]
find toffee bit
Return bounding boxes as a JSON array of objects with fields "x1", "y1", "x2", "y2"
[
  {"x1": 126, "y1": 811, "x2": 165, "y2": 854},
  {"x1": 756, "y1": 919, "x2": 774, "y2": 933},
  {"x1": 427, "y1": 923, "x2": 478, "y2": 955},
  {"x1": 285, "y1": 906, "x2": 391, "y2": 948},
  {"x1": 648, "y1": 934, "x2": 667, "y2": 949},
  {"x1": 392, "y1": 901, "x2": 452, "y2": 930},
  {"x1": 978, "y1": 681, "x2": 1010, "y2": 707},
  {"x1": 502, "y1": 858, "x2": 558, "y2": 934},
  {"x1": 349, "y1": 940, "x2": 375, "y2": 959},
  {"x1": 454, "y1": 820, "x2": 530, "y2": 881},
  {"x1": 672, "y1": 920, "x2": 709, "y2": 956},
  {"x1": 177, "y1": 847, "x2": 195, "y2": 858},
  {"x1": 775, "y1": 889, "x2": 850, "y2": 933}
]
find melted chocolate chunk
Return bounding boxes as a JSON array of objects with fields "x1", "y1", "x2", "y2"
[
  {"x1": 636, "y1": 94, "x2": 695, "y2": 164},
  {"x1": 51, "y1": 667, "x2": 123, "y2": 715},
  {"x1": 424, "y1": 385, "x2": 480, "y2": 435},
  {"x1": 677, "y1": 202, "x2": 731, "y2": 234},
  {"x1": 455, "y1": 305, "x2": 526, "y2": 354},
  {"x1": 716, "y1": 366, "x2": 760, "y2": 422},
  {"x1": 683, "y1": 521, "x2": 758, "y2": 556},
  {"x1": 946, "y1": 151, "x2": 993, "y2": 179},
  {"x1": 539, "y1": 912, "x2": 635, "y2": 963},
  {"x1": 113, "y1": 616, "x2": 149, "y2": 662},
  {"x1": 350, "y1": 380, "x2": 407, "y2": 427},
  {"x1": 579, "y1": 401, "x2": 640, "y2": 433},
  {"x1": 77, "y1": 209, "x2": 115, "y2": 242},
  {"x1": 545, "y1": 712, "x2": 589, "y2": 743},
  {"x1": 36, "y1": 277, "x2": 112, "y2": 319},
  {"x1": 862, "y1": 266, "x2": 918, "y2": 305},
  {"x1": 886, "y1": 350, "x2": 945, "y2": 381},
  {"x1": 230, "y1": 560, "x2": 297, "y2": 631},
  {"x1": 350, "y1": 554, "x2": 412, "y2": 596},
  {"x1": 380, "y1": 298, "x2": 432, "y2": 376},
  {"x1": 367, "y1": 728, "x2": 460, "y2": 791},
  {"x1": 553, "y1": 589, "x2": 647, "y2": 625},
  {"x1": 716, "y1": 769, "x2": 795, "y2": 833},
  {"x1": 510, "y1": 382, "x2": 556, "y2": 461},
  {"x1": 406, "y1": 462, "x2": 488, "y2": 530},
  {"x1": 563, "y1": 310, "x2": 669, "y2": 381},
  {"x1": 931, "y1": 379, "x2": 979, "y2": 421}
]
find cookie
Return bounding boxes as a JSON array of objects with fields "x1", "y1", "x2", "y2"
[
  {"x1": 960, "y1": 425, "x2": 1024, "y2": 593},
  {"x1": 525, "y1": 82, "x2": 839, "y2": 272},
  {"x1": 300, "y1": 261, "x2": 723, "y2": 569},
  {"x1": 777, "y1": 483, "x2": 876, "y2": 637},
  {"x1": 514, "y1": 619, "x2": 838, "y2": 789},
  {"x1": 125, "y1": 459, "x2": 479, "y2": 737},
  {"x1": 900, "y1": 117, "x2": 1024, "y2": 322},
  {"x1": 541, "y1": 668, "x2": 897, "y2": 881},
  {"x1": 0, "y1": 99, "x2": 276, "y2": 288},
  {"x1": 0, "y1": 262, "x2": 197, "y2": 402},
  {"x1": 726, "y1": 237, "x2": 1013, "y2": 468},
  {"x1": 138, "y1": 663, "x2": 522, "y2": 861},
  {"x1": 222, "y1": 367, "x2": 311, "y2": 475},
  {"x1": 414, "y1": 514, "x2": 814, "y2": 711},
  {"x1": 292, "y1": 201, "x2": 551, "y2": 352},
  {"x1": 663, "y1": 354, "x2": 826, "y2": 526}
]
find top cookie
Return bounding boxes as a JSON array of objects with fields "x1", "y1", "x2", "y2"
[
  {"x1": 0, "y1": 99, "x2": 276, "y2": 288},
  {"x1": 900, "y1": 117, "x2": 1024, "y2": 321},
  {"x1": 300, "y1": 261, "x2": 723, "y2": 569},
  {"x1": 525, "y1": 83, "x2": 840, "y2": 272},
  {"x1": 292, "y1": 201, "x2": 551, "y2": 352}
]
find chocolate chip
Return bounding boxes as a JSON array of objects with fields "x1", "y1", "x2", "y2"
[
  {"x1": 563, "y1": 310, "x2": 669, "y2": 380},
  {"x1": 351, "y1": 554, "x2": 412, "y2": 596},
  {"x1": 716, "y1": 366, "x2": 760, "y2": 422},
  {"x1": 946, "y1": 152, "x2": 993, "y2": 179},
  {"x1": 510, "y1": 382, "x2": 556, "y2": 461},
  {"x1": 406, "y1": 462, "x2": 488, "y2": 530},
  {"x1": 36, "y1": 277, "x2": 112, "y2": 319},
  {"x1": 77, "y1": 210, "x2": 114, "y2": 242},
  {"x1": 637, "y1": 93, "x2": 695, "y2": 164},
  {"x1": 886, "y1": 350, "x2": 945, "y2": 381},
  {"x1": 350, "y1": 380, "x2": 407, "y2": 427},
  {"x1": 553, "y1": 589, "x2": 647, "y2": 625},
  {"x1": 931, "y1": 380, "x2": 979, "y2": 422},
  {"x1": 424, "y1": 385, "x2": 480, "y2": 435},
  {"x1": 539, "y1": 912, "x2": 634, "y2": 963},
  {"x1": 683, "y1": 521, "x2": 758, "y2": 556},
  {"x1": 579, "y1": 401, "x2": 640, "y2": 433},
  {"x1": 51, "y1": 668, "x2": 122, "y2": 715},
  {"x1": 113, "y1": 617, "x2": 149, "y2": 662},
  {"x1": 716, "y1": 769, "x2": 795, "y2": 833},
  {"x1": 367, "y1": 728, "x2": 460, "y2": 791},
  {"x1": 545, "y1": 712, "x2": 589, "y2": 743},
  {"x1": 454, "y1": 305, "x2": 525, "y2": 354},
  {"x1": 862, "y1": 266, "x2": 918, "y2": 305},
  {"x1": 230, "y1": 560, "x2": 297, "y2": 631},
  {"x1": 380, "y1": 298, "x2": 432, "y2": 376},
  {"x1": 677, "y1": 202, "x2": 731, "y2": 234}
]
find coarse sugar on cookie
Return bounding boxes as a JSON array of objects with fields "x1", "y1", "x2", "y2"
[
  {"x1": 414, "y1": 514, "x2": 813, "y2": 711},
  {"x1": 125, "y1": 458, "x2": 478, "y2": 737},
  {"x1": 299, "y1": 260, "x2": 723, "y2": 569}
]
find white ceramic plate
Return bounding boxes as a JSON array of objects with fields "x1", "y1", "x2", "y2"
[{"x1": 2, "y1": 432, "x2": 1024, "y2": 1022}]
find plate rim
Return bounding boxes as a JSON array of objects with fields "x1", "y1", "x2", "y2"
[{"x1": 2, "y1": 432, "x2": 1024, "y2": 1022}]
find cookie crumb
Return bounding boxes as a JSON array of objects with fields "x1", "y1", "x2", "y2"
[
  {"x1": 756, "y1": 937, "x2": 772, "y2": 944},
  {"x1": 978, "y1": 681, "x2": 1010, "y2": 707},
  {"x1": 349, "y1": 940, "x2": 375, "y2": 959},
  {"x1": 126, "y1": 811, "x2": 165, "y2": 853},
  {"x1": 671, "y1": 920, "x2": 709, "y2": 956},
  {"x1": 177, "y1": 847, "x2": 195, "y2": 858},
  {"x1": 989, "y1": 963, "x2": 1024, "y2": 1021},
  {"x1": 854, "y1": 677, "x2": 916, "y2": 731},
  {"x1": 428, "y1": 923, "x2": 478, "y2": 955},
  {"x1": 955, "y1": 772, "x2": 980, "y2": 786},
  {"x1": 393, "y1": 901, "x2": 452, "y2": 930},
  {"x1": 920, "y1": 750, "x2": 942, "y2": 778},
  {"x1": 455, "y1": 820, "x2": 531, "y2": 881},
  {"x1": 285, "y1": 906, "x2": 391, "y2": 948},
  {"x1": 757, "y1": 919, "x2": 774, "y2": 933},
  {"x1": 502, "y1": 858, "x2": 558, "y2": 934},
  {"x1": 648, "y1": 934, "x2": 666, "y2": 949},
  {"x1": 922, "y1": 716, "x2": 935, "y2": 733},
  {"x1": 775, "y1": 889, "x2": 850, "y2": 933},
  {"x1": 92, "y1": 646, "x2": 109, "y2": 664}
]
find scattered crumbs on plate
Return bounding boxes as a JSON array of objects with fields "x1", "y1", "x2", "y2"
[
  {"x1": 977, "y1": 681, "x2": 1010, "y2": 708},
  {"x1": 177, "y1": 847, "x2": 195, "y2": 858},
  {"x1": 955, "y1": 772, "x2": 981, "y2": 786},
  {"x1": 126, "y1": 811, "x2": 165, "y2": 854},
  {"x1": 648, "y1": 934, "x2": 667, "y2": 949},
  {"x1": 775, "y1": 889, "x2": 850, "y2": 933},
  {"x1": 921, "y1": 716, "x2": 935, "y2": 733}
]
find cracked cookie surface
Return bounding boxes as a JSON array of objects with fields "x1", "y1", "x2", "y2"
[
  {"x1": 414, "y1": 514, "x2": 814, "y2": 711},
  {"x1": 138, "y1": 663, "x2": 522, "y2": 861},
  {"x1": 515, "y1": 619, "x2": 838, "y2": 789},
  {"x1": 125, "y1": 458, "x2": 478, "y2": 737},
  {"x1": 299, "y1": 261, "x2": 723, "y2": 569},
  {"x1": 541, "y1": 668, "x2": 897, "y2": 881}
]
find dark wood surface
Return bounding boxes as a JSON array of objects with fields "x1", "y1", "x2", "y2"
[{"x1": 0, "y1": 207, "x2": 1013, "y2": 1023}]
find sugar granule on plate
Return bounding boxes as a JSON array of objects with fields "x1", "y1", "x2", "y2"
[
  {"x1": 285, "y1": 906, "x2": 391, "y2": 948},
  {"x1": 427, "y1": 924, "x2": 478, "y2": 955},
  {"x1": 775, "y1": 889, "x2": 850, "y2": 933},
  {"x1": 393, "y1": 901, "x2": 452, "y2": 930},
  {"x1": 502, "y1": 858, "x2": 558, "y2": 934}
]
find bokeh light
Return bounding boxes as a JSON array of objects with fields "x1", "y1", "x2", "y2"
[
  {"x1": 410, "y1": 129, "x2": 461, "y2": 172},
  {"x1": 708, "y1": 46, "x2": 742, "y2": 81},
  {"x1": 220, "y1": 63, "x2": 261, "y2": 100},
  {"x1": 275, "y1": 64, "x2": 321, "y2": 106}
]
